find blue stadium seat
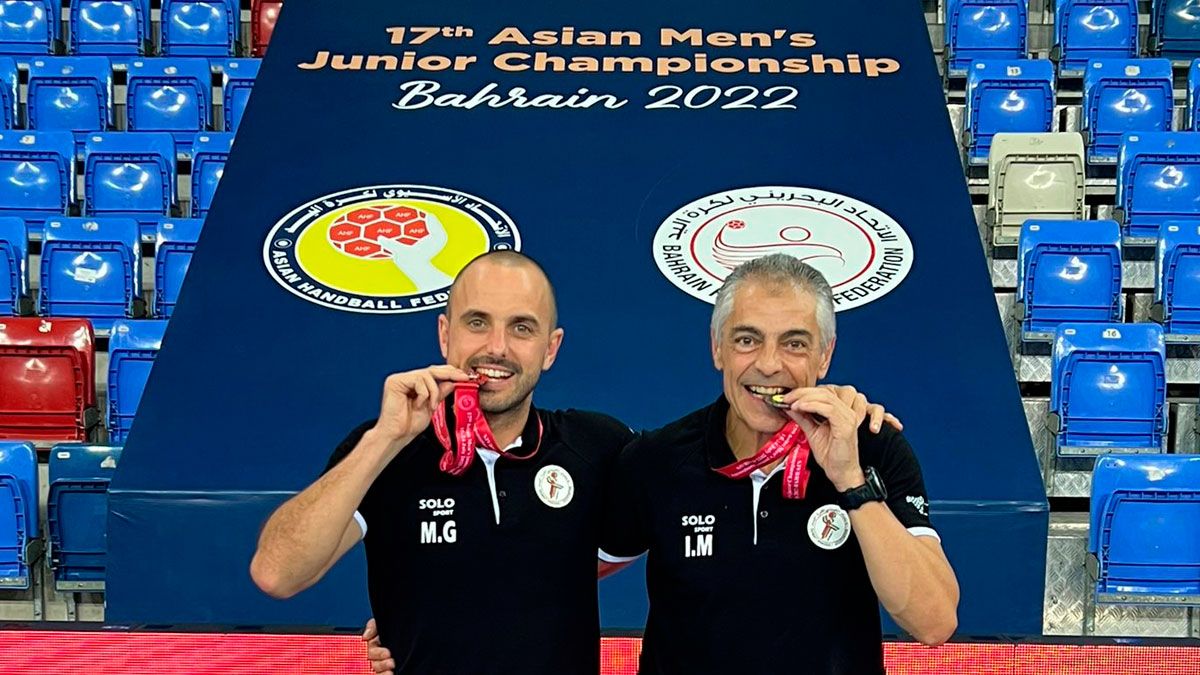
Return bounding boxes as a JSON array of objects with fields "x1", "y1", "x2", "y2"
[
  {"x1": 161, "y1": 0, "x2": 237, "y2": 57},
  {"x1": 125, "y1": 58, "x2": 212, "y2": 145},
  {"x1": 107, "y1": 319, "x2": 164, "y2": 444},
  {"x1": 38, "y1": 216, "x2": 144, "y2": 331},
  {"x1": 82, "y1": 132, "x2": 175, "y2": 236},
  {"x1": 47, "y1": 444, "x2": 119, "y2": 590},
  {"x1": 0, "y1": 216, "x2": 29, "y2": 315},
  {"x1": 0, "y1": 57, "x2": 16, "y2": 128},
  {"x1": 69, "y1": 0, "x2": 150, "y2": 56},
  {"x1": 1151, "y1": 0, "x2": 1200, "y2": 60},
  {"x1": 1189, "y1": 59, "x2": 1200, "y2": 130},
  {"x1": 27, "y1": 57, "x2": 113, "y2": 135},
  {"x1": 1117, "y1": 132, "x2": 1200, "y2": 240},
  {"x1": 0, "y1": 441, "x2": 36, "y2": 589},
  {"x1": 964, "y1": 60, "x2": 1055, "y2": 165},
  {"x1": 1082, "y1": 59, "x2": 1174, "y2": 164},
  {"x1": 1054, "y1": 1, "x2": 1139, "y2": 74},
  {"x1": 944, "y1": 0, "x2": 1028, "y2": 75},
  {"x1": 154, "y1": 217, "x2": 201, "y2": 317},
  {"x1": 191, "y1": 132, "x2": 231, "y2": 216},
  {"x1": 1050, "y1": 323, "x2": 1167, "y2": 456},
  {"x1": 221, "y1": 58, "x2": 259, "y2": 131},
  {"x1": 0, "y1": 131, "x2": 75, "y2": 236},
  {"x1": 1017, "y1": 220, "x2": 1122, "y2": 340},
  {"x1": 1089, "y1": 454, "x2": 1200, "y2": 603},
  {"x1": 0, "y1": 0, "x2": 58, "y2": 55},
  {"x1": 1154, "y1": 221, "x2": 1200, "y2": 338}
]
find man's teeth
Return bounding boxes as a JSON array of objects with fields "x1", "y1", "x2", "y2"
[
  {"x1": 477, "y1": 367, "x2": 513, "y2": 379},
  {"x1": 746, "y1": 385, "x2": 789, "y2": 396}
]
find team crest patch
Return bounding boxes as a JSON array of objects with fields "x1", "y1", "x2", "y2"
[
  {"x1": 534, "y1": 465, "x2": 574, "y2": 508},
  {"x1": 807, "y1": 504, "x2": 852, "y2": 550},
  {"x1": 652, "y1": 186, "x2": 913, "y2": 311},
  {"x1": 263, "y1": 184, "x2": 520, "y2": 313}
]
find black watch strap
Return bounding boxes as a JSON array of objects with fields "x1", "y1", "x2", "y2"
[{"x1": 837, "y1": 466, "x2": 887, "y2": 511}]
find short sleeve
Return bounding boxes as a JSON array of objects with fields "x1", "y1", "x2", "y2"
[
  {"x1": 877, "y1": 431, "x2": 937, "y2": 539},
  {"x1": 323, "y1": 419, "x2": 378, "y2": 535},
  {"x1": 599, "y1": 436, "x2": 651, "y2": 562}
]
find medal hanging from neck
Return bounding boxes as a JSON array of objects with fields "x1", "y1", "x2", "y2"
[
  {"x1": 713, "y1": 419, "x2": 812, "y2": 499},
  {"x1": 431, "y1": 374, "x2": 541, "y2": 476}
]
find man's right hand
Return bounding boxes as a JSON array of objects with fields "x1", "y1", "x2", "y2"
[
  {"x1": 363, "y1": 618, "x2": 395, "y2": 675},
  {"x1": 371, "y1": 365, "x2": 472, "y2": 449}
]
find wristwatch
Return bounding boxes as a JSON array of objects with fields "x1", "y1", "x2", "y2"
[{"x1": 837, "y1": 466, "x2": 887, "y2": 511}]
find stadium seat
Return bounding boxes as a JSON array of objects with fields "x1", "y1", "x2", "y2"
[
  {"x1": 69, "y1": 0, "x2": 150, "y2": 56},
  {"x1": 26, "y1": 56, "x2": 114, "y2": 134},
  {"x1": 944, "y1": 0, "x2": 1028, "y2": 76},
  {"x1": 125, "y1": 58, "x2": 212, "y2": 144},
  {"x1": 1150, "y1": 0, "x2": 1200, "y2": 60},
  {"x1": 47, "y1": 444, "x2": 119, "y2": 590},
  {"x1": 1082, "y1": 59, "x2": 1174, "y2": 163},
  {"x1": 964, "y1": 60, "x2": 1055, "y2": 165},
  {"x1": 987, "y1": 132, "x2": 1087, "y2": 245},
  {"x1": 1050, "y1": 322, "x2": 1167, "y2": 456},
  {"x1": 106, "y1": 319, "x2": 164, "y2": 444},
  {"x1": 0, "y1": 57, "x2": 16, "y2": 129},
  {"x1": 38, "y1": 216, "x2": 144, "y2": 331},
  {"x1": 1116, "y1": 132, "x2": 1200, "y2": 240},
  {"x1": 1053, "y1": 1, "x2": 1139, "y2": 74},
  {"x1": 0, "y1": 131, "x2": 75, "y2": 236},
  {"x1": 82, "y1": 132, "x2": 175, "y2": 236},
  {"x1": 0, "y1": 317, "x2": 97, "y2": 441},
  {"x1": 0, "y1": 0, "x2": 57, "y2": 55},
  {"x1": 160, "y1": 0, "x2": 238, "y2": 57},
  {"x1": 1016, "y1": 220, "x2": 1122, "y2": 340},
  {"x1": 1190, "y1": 59, "x2": 1200, "y2": 130},
  {"x1": 190, "y1": 132, "x2": 231, "y2": 216},
  {"x1": 154, "y1": 217, "x2": 201, "y2": 317},
  {"x1": 250, "y1": 0, "x2": 281, "y2": 57},
  {"x1": 1089, "y1": 454, "x2": 1200, "y2": 603},
  {"x1": 221, "y1": 58, "x2": 259, "y2": 131},
  {"x1": 0, "y1": 217, "x2": 30, "y2": 315},
  {"x1": 0, "y1": 441, "x2": 36, "y2": 589},
  {"x1": 1153, "y1": 221, "x2": 1200, "y2": 338}
]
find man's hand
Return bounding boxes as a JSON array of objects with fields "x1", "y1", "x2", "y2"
[
  {"x1": 371, "y1": 365, "x2": 472, "y2": 451},
  {"x1": 780, "y1": 387, "x2": 866, "y2": 491},
  {"x1": 820, "y1": 384, "x2": 902, "y2": 433},
  {"x1": 363, "y1": 618, "x2": 395, "y2": 675}
]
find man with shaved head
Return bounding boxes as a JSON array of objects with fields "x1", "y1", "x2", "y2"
[{"x1": 251, "y1": 251, "x2": 901, "y2": 675}]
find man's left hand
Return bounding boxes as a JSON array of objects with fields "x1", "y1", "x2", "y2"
[{"x1": 779, "y1": 387, "x2": 866, "y2": 492}]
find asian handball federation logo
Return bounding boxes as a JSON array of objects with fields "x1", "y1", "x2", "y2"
[
  {"x1": 263, "y1": 185, "x2": 520, "y2": 313},
  {"x1": 652, "y1": 186, "x2": 914, "y2": 311}
]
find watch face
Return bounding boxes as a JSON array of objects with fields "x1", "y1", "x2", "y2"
[{"x1": 866, "y1": 467, "x2": 887, "y2": 500}]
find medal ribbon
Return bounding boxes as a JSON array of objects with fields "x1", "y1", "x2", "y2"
[
  {"x1": 713, "y1": 421, "x2": 813, "y2": 499},
  {"x1": 431, "y1": 379, "x2": 541, "y2": 476}
]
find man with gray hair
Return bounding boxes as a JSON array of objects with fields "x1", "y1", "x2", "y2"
[{"x1": 599, "y1": 253, "x2": 959, "y2": 675}]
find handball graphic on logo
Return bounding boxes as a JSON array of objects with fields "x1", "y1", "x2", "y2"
[
  {"x1": 652, "y1": 186, "x2": 914, "y2": 311},
  {"x1": 263, "y1": 185, "x2": 520, "y2": 313}
]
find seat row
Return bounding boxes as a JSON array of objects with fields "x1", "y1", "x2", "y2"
[
  {"x1": 0, "y1": 0, "x2": 281, "y2": 57},
  {"x1": 946, "y1": 0, "x2": 1200, "y2": 74},
  {"x1": 0, "y1": 441, "x2": 118, "y2": 591},
  {"x1": 987, "y1": 131, "x2": 1200, "y2": 244},
  {"x1": 0, "y1": 56, "x2": 259, "y2": 136},
  {"x1": 965, "y1": 58, "x2": 1200, "y2": 163}
]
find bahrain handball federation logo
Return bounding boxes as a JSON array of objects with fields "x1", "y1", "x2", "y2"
[
  {"x1": 652, "y1": 186, "x2": 914, "y2": 311},
  {"x1": 264, "y1": 185, "x2": 520, "y2": 313}
]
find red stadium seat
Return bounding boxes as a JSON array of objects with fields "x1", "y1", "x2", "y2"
[
  {"x1": 0, "y1": 318, "x2": 97, "y2": 442},
  {"x1": 251, "y1": 0, "x2": 282, "y2": 57}
]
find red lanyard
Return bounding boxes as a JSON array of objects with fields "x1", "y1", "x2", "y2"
[
  {"x1": 430, "y1": 380, "x2": 541, "y2": 476},
  {"x1": 713, "y1": 421, "x2": 812, "y2": 499}
]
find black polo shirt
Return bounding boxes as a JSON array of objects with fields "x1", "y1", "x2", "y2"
[
  {"x1": 600, "y1": 396, "x2": 937, "y2": 675},
  {"x1": 325, "y1": 406, "x2": 632, "y2": 675}
]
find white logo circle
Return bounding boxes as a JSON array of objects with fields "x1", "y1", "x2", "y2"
[
  {"x1": 534, "y1": 465, "x2": 574, "y2": 508},
  {"x1": 807, "y1": 504, "x2": 852, "y2": 550},
  {"x1": 652, "y1": 186, "x2": 914, "y2": 311}
]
